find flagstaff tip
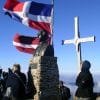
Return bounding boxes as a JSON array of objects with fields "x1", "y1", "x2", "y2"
[{"x1": 62, "y1": 40, "x2": 64, "y2": 45}]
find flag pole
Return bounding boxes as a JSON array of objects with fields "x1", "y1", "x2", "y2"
[{"x1": 50, "y1": 0, "x2": 54, "y2": 45}]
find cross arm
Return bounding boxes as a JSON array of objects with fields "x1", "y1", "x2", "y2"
[
  {"x1": 62, "y1": 39, "x2": 74, "y2": 45},
  {"x1": 78, "y1": 36, "x2": 95, "y2": 43}
]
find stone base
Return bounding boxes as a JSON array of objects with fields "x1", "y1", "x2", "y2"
[{"x1": 30, "y1": 56, "x2": 60, "y2": 100}]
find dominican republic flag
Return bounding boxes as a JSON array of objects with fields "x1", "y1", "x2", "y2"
[
  {"x1": 13, "y1": 33, "x2": 51, "y2": 54},
  {"x1": 13, "y1": 33, "x2": 40, "y2": 54},
  {"x1": 3, "y1": 0, "x2": 53, "y2": 33}
]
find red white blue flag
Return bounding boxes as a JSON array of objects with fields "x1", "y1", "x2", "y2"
[
  {"x1": 13, "y1": 33, "x2": 40, "y2": 54},
  {"x1": 3, "y1": 0, "x2": 53, "y2": 33},
  {"x1": 13, "y1": 33, "x2": 51, "y2": 54}
]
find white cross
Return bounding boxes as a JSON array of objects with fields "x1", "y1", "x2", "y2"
[{"x1": 62, "y1": 16, "x2": 95, "y2": 72}]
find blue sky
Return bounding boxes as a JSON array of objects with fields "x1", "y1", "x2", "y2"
[{"x1": 0, "y1": 0, "x2": 100, "y2": 75}]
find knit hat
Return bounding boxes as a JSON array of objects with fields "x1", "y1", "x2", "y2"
[{"x1": 81, "y1": 60, "x2": 91, "y2": 72}]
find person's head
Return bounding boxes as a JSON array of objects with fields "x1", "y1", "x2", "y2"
[
  {"x1": 38, "y1": 30, "x2": 49, "y2": 43},
  {"x1": 12, "y1": 64, "x2": 21, "y2": 73},
  {"x1": 59, "y1": 81, "x2": 64, "y2": 87},
  {"x1": 81, "y1": 60, "x2": 91, "y2": 72}
]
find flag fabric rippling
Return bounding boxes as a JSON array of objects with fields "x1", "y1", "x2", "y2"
[
  {"x1": 13, "y1": 33, "x2": 40, "y2": 54},
  {"x1": 4, "y1": 0, "x2": 53, "y2": 33},
  {"x1": 13, "y1": 33, "x2": 51, "y2": 54}
]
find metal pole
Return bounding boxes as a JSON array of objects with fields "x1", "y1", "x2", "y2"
[
  {"x1": 74, "y1": 17, "x2": 82, "y2": 72},
  {"x1": 50, "y1": 0, "x2": 54, "y2": 45}
]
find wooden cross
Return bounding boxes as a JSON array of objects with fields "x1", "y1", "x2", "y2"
[{"x1": 62, "y1": 16, "x2": 95, "y2": 72}]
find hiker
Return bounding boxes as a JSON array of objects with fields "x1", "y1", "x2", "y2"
[
  {"x1": 74, "y1": 60, "x2": 94, "y2": 100},
  {"x1": 2, "y1": 64, "x2": 26, "y2": 100}
]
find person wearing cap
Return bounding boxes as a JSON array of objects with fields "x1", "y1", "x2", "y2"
[{"x1": 74, "y1": 60, "x2": 94, "y2": 100}]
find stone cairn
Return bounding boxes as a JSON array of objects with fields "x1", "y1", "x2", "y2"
[
  {"x1": 30, "y1": 56, "x2": 60, "y2": 100},
  {"x1": 29, "y1": 30, "x2": 61, "y2": 100}
]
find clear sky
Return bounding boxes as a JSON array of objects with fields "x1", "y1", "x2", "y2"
[{"x1": 0, "y1": 0, "x2": 100, "y2": 75}]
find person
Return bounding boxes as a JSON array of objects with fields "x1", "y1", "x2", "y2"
[
  {"x1": 26, "y1": 66, "x2": 36, "y2": 99},
  {"x1": 2, "y1": 64, "x2": 26, "y2": 100},
  {"x1": 37, "y1": 30, "x2": 49, "y2": 43},
  {"x1": 0, "y1": 68, "x2": 3, "y2": 99},
  {"x1": 34, "y1": 30, "x2": 54, "y2": 57},
  {"x1": 0, "y1": 68, "x2": 6, "y2": 99},
  {"x1": 12, "y1": 64, "x2": 26, "y2": 86},
  {"x1": 59, "y1": 81, "x2": 71, "y2": 100},
  {"x1": 12, "y1": 64, "x2": 26, "y2": 99},
  {"x1": 74, "y1": 60, "x2": 94, "y2": 100}
]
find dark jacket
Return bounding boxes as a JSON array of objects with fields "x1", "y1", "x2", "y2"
[
  {"x1": 17, "y1": 72, "x2": 26, "y2": 86},
  {"x1": 60, "y1": 86, "x2": 71, "y2": 100},
  {"x1": 75, "y1": 71, "x2": 94, "y2": 98},
  {"x1": 0, "y1": 78, "x2": 3, "y2": 98},
  {"x1": 4, "y1": 70, "x2": 25, "y2": 100}
]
